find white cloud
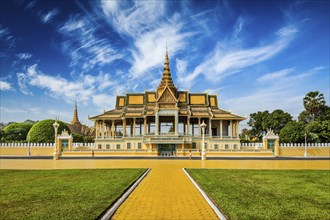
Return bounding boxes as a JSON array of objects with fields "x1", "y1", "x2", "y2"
[
  {"x1": 16, "y1": 64, "x2": 121, "y2": 109},
  {"x1": 130, "y1": 22, "x2": 193, "y2": 78},
  {"x1": 224, "y1": 66, "x2": 324, "y2": 119},
  {"x1": 0, "y1": 107, "x2": 27, "y2": 114},
  {"x1": 16, "y1": 53, "x2": 32, "y2": 60},
  {"x1": 101, "y1": 0, "x2": 165, "y2": 37},
  {"x1": 0, "y1": 81, "x2": 13, "y2": 91},
  {"x1": 257, "y1": 68, "x2": 295, "y2": 83},
  {"x1": 178, "y1": 25, "x2": 298, "y2": 87},
  {"x1": 59, "y1": 15, "x2": 122, "y2": 72},
  {"x1": 41, "y1": 9, "x2": 59, "y2": 24}
]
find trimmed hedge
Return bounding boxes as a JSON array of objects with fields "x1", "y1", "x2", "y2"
[
  {"x1": 1, "y1": 122, "x2": 34, "y2": 142},
  {"x1": 27, "y1": 120, "x2": 70, "y2": 143}
]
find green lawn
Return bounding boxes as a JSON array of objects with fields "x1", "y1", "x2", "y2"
[
  {"x1": 0, "y1": 169, "x2": 146, "y2": 219},
  {"x1": 187, "y1": 169, "x2": 330, "y2": 220}
]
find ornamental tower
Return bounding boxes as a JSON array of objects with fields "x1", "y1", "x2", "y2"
[
  {"x1": 157, "y1": 48, "x2": 177, "y2": 98},
  {"x1": 71, "y1": 101, "x2": 80, "y2": 125}
]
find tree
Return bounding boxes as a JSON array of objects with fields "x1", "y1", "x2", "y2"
[
  {"x1": 303, "y1": 91, "x2": 326, "y2": 121},
  {"x1": 248, "y1": 111, "x2": 270, "y2": 140},
  {"x1": 27, "y1": 119, "x2": 70, "y2": 143},
  {"x1": 72, "y1": 133, "x2": 84, "y2": 142},
  {"x1": 248, "y1": 110, "x2": 292, "y2": 141},
  {"x1": 267, "y1": 110, "x2": 292, "y2": 135},
  {"x1": 279, "y1": 121, "x2": 305, "y2": 143},
  {"x1": 305, "y1": 120, "x2": 330, "y2": 143},
  {"x1": 1, "y1": 122, "x2": 34, "y2": 142}
]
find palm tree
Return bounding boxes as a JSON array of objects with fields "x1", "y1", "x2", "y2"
[{"x1": 303, "y1": 91, "x2": 326, "y2": 121}]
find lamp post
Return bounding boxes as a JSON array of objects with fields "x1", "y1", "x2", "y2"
[
  {"x1": 27, "y1": 135, "x2": 31, "y2": 156},
  {"x1": 53, "y1": 119, "x2": 59, "y2": 160},
  {"x1": 304, "y1": 132, "x2": 307, "y2": 158},
  {"x1": 201, "y1": 120, "x2": 207, "y2": 160}
]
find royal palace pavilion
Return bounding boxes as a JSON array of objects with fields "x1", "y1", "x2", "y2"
[{"x1": 89, "y1": 50, "x2": 246, "y2": 156}]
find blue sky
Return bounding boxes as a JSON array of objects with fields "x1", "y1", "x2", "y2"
[{"x1": 0, "y1": 0, "x2": 329, "y2": 129}]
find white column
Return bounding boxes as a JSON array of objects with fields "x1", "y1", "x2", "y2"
[
  {"x1": 236, "y1": 121, "x2": 239, "y2": 138},
  {"x1": 198, "y1": 118, "x2": 201, "y2": 136},
  {"x1": 144, "y1": 117, "x2": 147, "y2": 135},
  {"x1": 209, "y1": 118, "x2": 212, "y2": 137},
  {"x1": 123, "y1": 118, "x2": 126, "y2": 137},
  {"x1": 95, "y1": 120, "x2": 99, "y2": 139},
  {"x1": 230, "y1": 120, "x2": 233, "y2": 138},
  {"x1": 133, "y1": 118, "x2": 136, "y2": 137},
  {"x1": 175, "y1": 111, "x2": 178, "y2": 135},
  {"x1": 155, "y1": 110, "x2": 159, "y2": 135},
  {"x1": 220, "y1": 120, "x2": 223, "y2": 138},
  {"x1": 111, "y1": 120, "x2": 115, "y2": 139},
  {"x1": 187, "y1": 117, "x2": 190, "y2": 135},
  {"x1": 101, "y1": 120, "x2": 105, "y2": 139}
]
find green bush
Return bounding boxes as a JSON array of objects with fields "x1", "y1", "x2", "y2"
[
  {"x1": 72, "y1": 133, "x2": 84, "y2": 142},
  {"x1": 1, "y1": 122, "x2": 34, "y2": 142},
  {"x1": 83, "y1": 136, "x2": 95, "y2": 143},
  {"x1": 27, "y1": 120, "x2": 70, "y2": 143}
]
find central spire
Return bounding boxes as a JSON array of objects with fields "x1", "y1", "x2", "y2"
[
  {"x1": 71, "y1": 101, "x2": 80, "y2": 125},
  {"x1": 157, "y1": 48, "x2": 177, "y2": 97}
]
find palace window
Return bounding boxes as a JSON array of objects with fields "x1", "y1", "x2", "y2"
[
  {"x1": 192, "y1": 143, "x2": 196, "y2": 149},
  {"x1": 214, "y1": 144, "x2": 218, "y2": 149},
  {"x1": 116, "y1": 144, "x2": 121, "y2": 149},
  {"x1": 233, "y1": 144, "x2": 237, "y2": 149},
  {"x1": 127, "y1": 142, "x2": 131, "y2": 149},
  {"x1": 106, "y1": 144, "x2": 110, "y2": 149},
  {"x1": 225, "y1": 144, "x2": 229, "y2": 149},
  {"x1": 138, "y1": 143, "x2": 142, "y2": 149},
  {"x1": 98, "y1": 144, "x2": 102, "y2": 149}
]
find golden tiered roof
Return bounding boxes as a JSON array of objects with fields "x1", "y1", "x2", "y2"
[{"x1": 89, "y1": 50, "x2": 245, "y2": 121}]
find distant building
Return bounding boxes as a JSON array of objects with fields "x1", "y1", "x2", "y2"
[
  {"x1": 67, "y1": 102, "x2": 94, "y2": 137},
  {"x1": 89, "y1": 50, "x2": 245, "y2": 155}
]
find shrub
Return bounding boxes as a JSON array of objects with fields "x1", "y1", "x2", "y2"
[
  {"x1": 27, "y1": 119, "x2": 70, "y2": 143},
  {"x1": 1, "y1": 122, "x2": 34, "y2": 142}
]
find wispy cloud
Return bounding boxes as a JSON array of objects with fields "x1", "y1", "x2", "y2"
[
  {"x1": 0, "y1": 25, "x2": 16, "y2": 58},
  {"x1": 0, "y1": 81, "x2": 13, "y2": 91},
  {"x1": 58, "y1": 15, "x2": 122, "y2": 72},
  {"x1": 178, "y1": 25, "x2": 298, "y2": 88},
  {"x1": 41, "y1": 9, "x2": 59, "y2": 24},
  {"x1": 225, "y1": 66, "x2": 325, "y2": 119},
  {"x1": 16, "y1": 52, "x2": 32, "y2": 60},
  {"x1": 257, "y1": 68, "x2": 295, "y2": 83},
  {"x1": 0, "y1": 107, "x2": 27, "y2": 114},
  {"x1": 16, "y1": 64, "x2": 119, "y2": 109}
]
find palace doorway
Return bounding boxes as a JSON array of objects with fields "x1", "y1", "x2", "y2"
[{"x1": 158, "y1": 144, "x2": 177, "y2": 156}]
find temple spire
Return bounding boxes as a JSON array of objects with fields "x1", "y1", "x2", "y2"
[
  {"x1": 157, "y1": 47, "x2": 177, "y2": 96},
  {"x1": 71, "y1": 101, "x2": 79, "y2": 124}
]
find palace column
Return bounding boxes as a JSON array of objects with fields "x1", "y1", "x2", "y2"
[
  {"x1": 220, "y1": 120, "x2": 223, "y2": 138},
  {"x1": 209, "y1": 118, "x2": 212, "y2": 137},
  {"x1": 174, "y1": 111, "x2": 178, "y2": 135},
  {"x1": 144, "y1": 117, "x2": 147, "y2": 135},
  {"x1": 95, "y1": 120, "x2": 99, "y2": 139},
  {"x1": 111, "y1": 120, "x2": 115, "y2": 139},
  {"x1": 122, "y1": 118, "x2": 126, "y2": 137},
  {"x1": 236, "y1": 121, "x2": 239, "y2": 138},
  {"x1": 187, "y1": 116, "x2": 190, "y2": 135},
  {"x1": 133, "y1": 118, "x2": 136, "y2": 137},
  {"x1": 155, "y1": 109, "x2": 159, "y2": 135},
  {"x1": 230, "y1": 120, "x2": 233, "y2": 138},
  {"x1": 198, "y1": 118, "x2": 201, "y2": 136},
  {"x1": 101, "y1": 120, "x2": 105, "y2": 139}
]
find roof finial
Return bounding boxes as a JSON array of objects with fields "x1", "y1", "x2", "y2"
[{"x1": 71, "y1": 100, "x2": 80, "y2": 124}]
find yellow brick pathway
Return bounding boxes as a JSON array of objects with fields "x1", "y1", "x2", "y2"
[{"x1": 112, "y1": 166, "x2": 218, "y2": 220}]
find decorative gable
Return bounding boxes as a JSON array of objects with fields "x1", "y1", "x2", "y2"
[{"x1": 157, "y1": 87, "x2": 177, "y2": 103}]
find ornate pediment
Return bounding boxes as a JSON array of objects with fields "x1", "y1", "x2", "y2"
[{"x1": 158, "y1": 87, "x2": 177, "y2": 103}]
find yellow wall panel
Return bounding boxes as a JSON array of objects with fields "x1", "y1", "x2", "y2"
[
  {"x1": 190, "y1": 95, "x2": 205, "y2": 104},
  {"x1": 210, "y1": 97, "x2": 216, "y2": 106},
  {"x1": 179, "y1": 93, "x2": 186, "y2": 102},
  {"x1": 128, "y1": 95, "x2": 144, "y2": 105},
  {"x1": 119, "y1": 98, "x2": 125, "y2": 106},
  {"x1": 148, "y1": 94, "x2": 156, "y2": 102}
]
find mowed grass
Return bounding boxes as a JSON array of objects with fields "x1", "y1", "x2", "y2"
[
  {"x1": 187, "y1": 169, "x2": 330, "y2": 220},
  {"x1": 0, "y1": 169, "x2": 146, "y2": 219}
]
